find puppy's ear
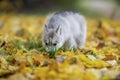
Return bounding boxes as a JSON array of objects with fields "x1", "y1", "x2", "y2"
[
  {"x1": 45, "y1": 24, "x2": 48, "y2": 32},
  {"x1": 56, "y1": 24, "x2": 62, "y2": 35}
]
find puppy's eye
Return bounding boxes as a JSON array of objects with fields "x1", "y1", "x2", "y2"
[
  {"x1": 45, "y1": 43, "x2": 48, "y2": 45},
  {"x1": 53, "y1": 43, "x2": 57, "y2": 46}
]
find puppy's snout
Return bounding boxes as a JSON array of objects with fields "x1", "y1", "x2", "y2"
[{"x1": 45, "y1": 46, "x2": 57, "y2": 52}]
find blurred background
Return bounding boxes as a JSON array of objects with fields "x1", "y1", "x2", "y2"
[{"x1": 0, "y1": 0, "x2": 120, "y2": 19}]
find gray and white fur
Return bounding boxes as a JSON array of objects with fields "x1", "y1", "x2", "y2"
[{"x1": 42, "y1": 11, "x2": 87, "y2": 51}]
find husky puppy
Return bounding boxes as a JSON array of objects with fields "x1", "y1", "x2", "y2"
[{"x1": 42, "y1": 11, "x2": 87, "y2": 51}]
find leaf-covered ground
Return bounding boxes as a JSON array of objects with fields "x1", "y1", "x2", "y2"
[{"x1": 0, "y1": 14, "x2": 120, "y2": 80}]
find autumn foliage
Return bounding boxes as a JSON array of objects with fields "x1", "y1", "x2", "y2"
[{"x1": 0, "y1": 14, "x2": 120, "y2": 80}]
